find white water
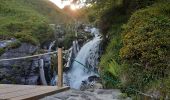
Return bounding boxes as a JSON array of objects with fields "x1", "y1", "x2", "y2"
[
  {"x1": 68, "y1": 28, "x2": 101, "y2": 89},
  {"x1": 48, "y1": 41, "x2": 56, "y2": 52}
]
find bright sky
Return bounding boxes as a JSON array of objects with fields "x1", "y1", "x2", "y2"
[
  {"x1": 49, "y1": 0, "x2": 86, "y2": 10},
  {"x1": 49, "y1": 0, "x2": 71, "y2": 9}
]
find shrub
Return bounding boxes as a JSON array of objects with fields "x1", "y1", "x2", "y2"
[
  {"x1": 5, "y1": 22, "x2": 24, "y2": 33},
  {"x1": 120, "y1": 2, "x2": 170, "y2": 95},
  {"x1": 14, "y1": 32, "x2": 39, "y2": 45},
  {"x1": 31, "y1": 23, "x2": 54, "y2": 45}
]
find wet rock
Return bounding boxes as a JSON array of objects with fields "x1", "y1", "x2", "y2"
[
  {"x1": 80, "y1": 94, "x2": 91, "y2": 100},
  {"x1": 93, "y1": 83, "x2": 103, "y2": 89},
  {"x1": 80, "y1": 75, "x2": 102, "y2": 91},
  {"x1": 88, "y1": 75, "x2": 100, "y2": 82},
  {"x1": 53, "y1": 93, "x2": 70, "y2": 100},
  {"x1": 42, "y1": 96, "x2": 61, "y2": 100},
  {"x1": 67, "y1": 97, "x2": 78, "y2": 100},
  {"x1": 96, "y1": 89, "x2": 119, "y2": 94}
]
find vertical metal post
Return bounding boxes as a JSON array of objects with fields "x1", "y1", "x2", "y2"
[{"x1": 57, "y1": 47, "x2": 63, "y2": 88}]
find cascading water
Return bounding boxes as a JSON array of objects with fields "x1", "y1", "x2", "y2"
[
  {"x1": 39, "y1": 41, "x2": 56, "y2": 85},
  {"x1": 43, "y1": 41, "x2": 56, "y2": 84},
  {"x1": 67, "y1": 28, "x2": 101, "y2": 89},
  {"x1": 48, "y1": 41, "x2": 56, "y2": 52}
]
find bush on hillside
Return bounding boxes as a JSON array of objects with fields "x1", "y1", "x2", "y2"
[
  {"x1": 120, "y1": 2, "x2": 170, "y2": 97},
  {"x1": 14, "y1": 32, "x2": 39, "y2": 45}
]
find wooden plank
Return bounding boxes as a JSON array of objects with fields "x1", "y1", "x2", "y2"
[
  {"x1": 0, "y1": 84, "x2": 70, "y2": 100},
  {"x1": 0, "y1": 86, "x2": 50, "y2": 99},
  {"x1": 0, "y1": 84, "x2": 13, "y2": 89},
  {"x1": 0, "y1": 85, "x2": 35, "y2": 94},
  {"x1": 11, "y1": 86, "x2": 70, "y2": 100}
]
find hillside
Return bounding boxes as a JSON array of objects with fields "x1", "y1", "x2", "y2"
[
  {"x1": 24, "y1": 0, "x2": 73, "y2": 24},
  {"x1": 0, "y1": 0, "x2": 73, "y2": 46}
]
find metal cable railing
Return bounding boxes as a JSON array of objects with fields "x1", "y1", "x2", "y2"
[{"x1": 0, "y1": 51, "x2": 57, "y2": 62}]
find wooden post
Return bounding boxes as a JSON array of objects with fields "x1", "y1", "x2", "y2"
[
  {"x1": 57, "y1": 47, "x2": 63, "y2": 88},
  {"x1": 144, "y1": 95, "x2": 149, "y2": 100}
]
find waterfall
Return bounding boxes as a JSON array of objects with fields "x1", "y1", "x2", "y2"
[
  {"x1": 39, "y1": 59, "x2": 47, "y2": 85},
  {"x1": 41, "y1": 40, "x2": 56, "y2": 85},
  {"x1": 48, "y1": 41, "x2": 56, "y2": 52},
  {"x1": 49, "y1": 28, "x2": 101, "y2": 88},
  {"x1": 67, "y1": 28, "x2": 101, "y2": 89}
]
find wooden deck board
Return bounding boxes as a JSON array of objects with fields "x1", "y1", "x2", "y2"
[
  {"x1": 0, "y1": 84, "x2": 14, "y2": 89},
  {"x1": 0, "y1": 84, "x2": 69, "y2": 100},
  {"x1": 0, "y1": 85, "x2": 35, "y2": 94}
]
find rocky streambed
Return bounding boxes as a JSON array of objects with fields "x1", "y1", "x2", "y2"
[{"x1": 41, "y1": 89, "x2": 131, "y2": 100}]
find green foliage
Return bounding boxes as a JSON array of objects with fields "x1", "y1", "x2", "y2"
[
  {"x1": 99, "y1": 25, "x2": 123, "y2": 88},
  {"x1": 14, "y1": 32, "x2": 38, "y2": 45},
  {"x1": 118, "y1": 93, "x2": 128, "y2": 99},
  {"x1": 63, "y1": 33, "x2": 76, "y2": 49},
  {"x1": 120, "y1": 2, "x2": 170, "y2": 96},
  {"x1": 88, "y1": 0, "x2": 158, "y2": 35},
  {"x1": 31, "y1": 23, "x2": 54, "y2": 44}
]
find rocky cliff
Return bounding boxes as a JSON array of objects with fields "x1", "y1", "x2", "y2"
[{"x1": 0, "y1": 42, "x2": 39, "y2": 84}]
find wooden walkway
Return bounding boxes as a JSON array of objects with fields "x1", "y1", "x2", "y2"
[{"x1": 0, "y1": 84, "x2": 69, "y2": 100}]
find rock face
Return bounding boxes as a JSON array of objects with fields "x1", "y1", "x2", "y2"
[
  {"x1": 41, "y1": 89, "x2": 131, "y2": 100},
  {"x1": 0, "y1": 43, "x2": 39, "y2": 84}
]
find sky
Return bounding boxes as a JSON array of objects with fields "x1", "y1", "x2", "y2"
[
  {"x1": 49, "y1": 0, "x2": 71, "y2": 9},
  {"x1": 49, "y1": 0, "x2": 86, "y2": 9}
]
